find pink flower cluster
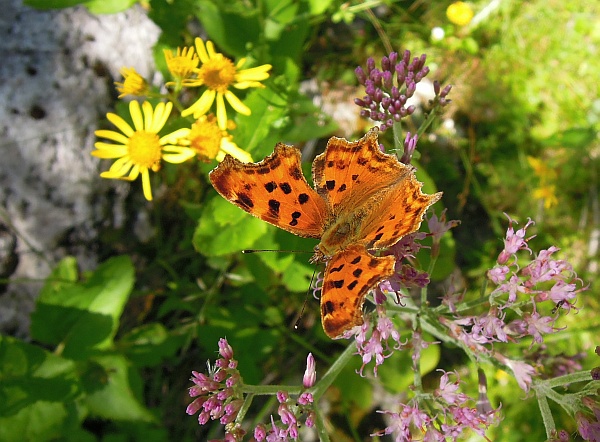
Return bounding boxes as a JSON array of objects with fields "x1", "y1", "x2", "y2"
[
  {"x1": 374, "y1": 371, "x2": 499, "y2": 441},
  {"x1": 187, "y1": 338, "x2": 242, "y2": 427},
  {"x1": 187, "y1": 342, "x2": 317, "y2": 442},
  {"x1": 253, "y1": 354, "x2": 317, "y2": 441}
]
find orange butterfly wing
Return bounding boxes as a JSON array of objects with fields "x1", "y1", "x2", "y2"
[
  {"x1": 209, "y1": 129, "x2": 441, "y2": 340},
  {"x1": 320, "y1": 244, "x2": 395, "y2": 338},
  {"x1": 209, "y1": 144, "x2": 329, "y2": 238}
]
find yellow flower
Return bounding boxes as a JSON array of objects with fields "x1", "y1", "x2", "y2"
[
  {"x1": 446, "y1": 1, "x2": 474, "y2": 26},
  {"x1": 164, "y1": 46, "x2": 199, "y2": 83},
  {"x1": 527, "y1": 156, "x2": 557, "y2": 181},
  {"x1": 182, "y1": 114, "x2": 252, "y2": 163},
  {"x1": 115, "y1": 67, "x2": 148, "y2": 98},
  {"x1": 181, "y1": 38, "x2": 272, "y2": 130},
  {"x1": 533, "y1": 184, "x2": 558, "y2": 209},
  {"x1": 92, "y1": 101, "x2": 195, "y2": 201}
]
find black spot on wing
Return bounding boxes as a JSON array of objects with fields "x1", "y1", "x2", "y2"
[
  {"x1": 280, "y1": 182, "x2": 292, "y2": 194},
  {"x1": 352, "y1": 268, "x2": 362, "y2": 277},
  {"x1": 347, "y1": 280, "x2": 358, "y2": 290},
  {"x1": 268, "y1": 199, "x2": 280, "y2": 215},
  {"x1": 290, "y1": 167, "x2": 303, "y2": 180},
  {"x1": 351, "y1": 255, "x2": 361, "y2": 265},
  {"x1": 265, "y1": 182, "x2": 276, "y2": 193},
  {"x1": 237, "y1": 193, "x2": 254, "y2": 208},
  {"x1": 329, "y1": 264, "x2": 345, "y2": 273},
  {"x1": 298, "y1": 193, "x2": 309, "y2": 204},
  {"x1": 326, "y1": 180, "x2": 335, "y2": 190},
  {"x1": 323, "y1": 301, "x2": 334, "y2": 315},
  {"x1": 338, "y1": 183, "x2": 347, "y2": 192},
  {"x1": 357, "y1": 157, "x2": 367, "y2": 165}
]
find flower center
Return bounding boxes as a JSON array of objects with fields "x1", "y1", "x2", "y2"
[
  {"x1": 167, "y1": 53, "x2": 198, "y2": 80},
  {"x1": 198, "y1": 55, "x2": 237, "y2": 93},
  {"x1": 128, "y1": 131, "x2": 163, "y2": 170},
  {"x1": 189, "y1": 115, "x2": 223, "y2": 160}
]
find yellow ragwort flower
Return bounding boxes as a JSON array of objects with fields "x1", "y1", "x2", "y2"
[
  {"x1": 527, "y1": 156, "x2": 557, "y2": 182},
  {"x1": 164, "y1": 46, "x2": 199, "y2": 83},
  {"x1": 533, "y1": 184, "x2": 559, "y2": 209},
  {"x1": 182, "y1": 114, "x2": 252, "y2": 163},
  {"x1": 446, "y1": 1, "x2": 474, "y2": 26},
  {"x1": 181, "y1": 38, "x2": 272, "y2": 130},
  {"x1": 115, "y1": 67, "x2": 148, "y2": 98},
  {"x1": 92, "y1": 101, "x2": 195, "y2": 201}
]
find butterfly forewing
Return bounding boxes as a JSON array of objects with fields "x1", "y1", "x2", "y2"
[
  {"x1": 312, "y1": 128, "x2": 410, "y2": 216},
  {"x1": 360, "y1": 175, "x2": 443, "y2": 250},
  {"x1": 209, "y1": 144, "x2": 329, "y2": 238}
]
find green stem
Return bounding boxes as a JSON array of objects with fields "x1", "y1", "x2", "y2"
[
  {"x1": 312, "y1": 343, "x2": 356, "y2": 401},
  {"x1": 535, "y1": 386, "x2": 556, "y2": 438},
  {"x1": 241, "y1": 384, "x2": 302, "y2": 395}
]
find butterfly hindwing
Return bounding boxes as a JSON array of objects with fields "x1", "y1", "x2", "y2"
[
  {"x1": 210, "y1": 144, "x2": 329, "y2": 238},
  {"x1": 320, "y1": 244, "x2": 396, "y2": 339}
]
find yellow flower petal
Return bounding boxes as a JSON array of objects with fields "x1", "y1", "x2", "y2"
[
  {"x1": 216, "y1": 93, "x2": 228, "y2": 131},
  {"x1": 220, "y1": 139, "x2": 253, "y2": 162},
  {"x1": 128, "y1": 164, "x2": 141, "y2": 181},
  {"x1": 130, "y1": 101, "x2": 144, "y2": 131},
  {"x1": 91, "y1": 144, "x2": 128, "y2": 158},
  {"x1": 195, "y1": 37, "x2": 210, "y2": 64},
  {"x1": 106, "y1": 113, "x2": 134, "y2": 137},
  {"x1": 224, "y1": 90, "x2": 250, "y2": 115},
  {"x1": 236, "y1": 65, "x2": 272, "y2": 82},
  {"x1": 162, "y1": 147, "x2": 196, "y2": 164},
  {"x1": 160, "y1": 128, "x2": 191, "y2": 145},
  {"x1": 95, "y1": 129, "x2": 130, "y2": 145},
  {"x1": 234, "y1": 81, "x2": 267, "y2": 90},
  {"x1": 205, "y1": 40, "x2": 217, "y2": 58},
  {"x1": 141, "y1": 169, "x2": 153, "y2": 201},
  {"x1": 151, "y1": 102, "x2": 172, "y2": 133},
  {"x1": 141, "y1": 101, "x2": 155, "y2": 132},
  {"x1": 182, "y1": 89, "x2": 216, "y2": 118}
]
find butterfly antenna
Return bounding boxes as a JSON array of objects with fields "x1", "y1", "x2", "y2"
[
  {"x1": 242, "y1": 249, "x2": 312, "y2": 254},
  {"x1": 294, "y1": 268, "x2": 319, "y2": 331}
]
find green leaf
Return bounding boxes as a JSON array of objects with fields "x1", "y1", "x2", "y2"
[
  {"x1": 232, "y1": 86, "x2": 289, "y2": 156},
  {"x1": 377, "y1": 334, "x2": 440, "y2": 393},
  {"x1": 84, "y1": 354, "x2": 155, "y2": 422},
  {"x1": 195, "y1": 0, "x2": 260, "y2": 58},
  {"x1": 118, "y1": 323, "x2": 182, "y2": 367},
  {"x1": 85, "y1": 0, "x2": 136, "y2": 13},
  {"x1": 0, "y1": 336, "x2": 80, "y2": 417},
  {"x1": 30, "y1": 256, "x2": 135, "y2": 358},
  {"x1": 307, "y1": 0, "x2": 334, "y2": 15},
  {"x1": 23, "y1": 0, "x2": 87, "y2": 8},
  {"x1": 193, "y1": 194, "x2": 267, "y2": 256}
]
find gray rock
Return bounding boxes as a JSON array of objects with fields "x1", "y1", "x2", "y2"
[{"x1": 0, "y1": 0, "x2": 160, "y2": 337}]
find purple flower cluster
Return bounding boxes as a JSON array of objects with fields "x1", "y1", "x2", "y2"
[
  {"x1": 187, "y1": 338, "x2": 244, "y2": 438},
  {"x1": 187, "y1": 342, "x2": 318, "y2": 442},
  {"x1": 354, "y1": 50, "x2": 451, "y2": 132},
  {"x1": 441, "y1": 214, "x2": 588, "y2": 391},
  {"x1": 254, "y1": 354, "x2": 317, "y2": 441},
  {"x1": 374, "y1": 371, "x2": 499, "y2": 441},
  {"x1": 576, "y1": 397, "x2": 600, "y2": 442},
  {"x1": 354, "y1": 306, "x2": 406, "y2": 376}
]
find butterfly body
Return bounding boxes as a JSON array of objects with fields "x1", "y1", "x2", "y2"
[{"x1": 209, "y1": 128, "x2": 441, "y2": 338}]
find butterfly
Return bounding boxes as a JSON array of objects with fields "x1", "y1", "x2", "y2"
[{"x1": 209, "y1": 128, "x2": 441, "y2": 338}]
